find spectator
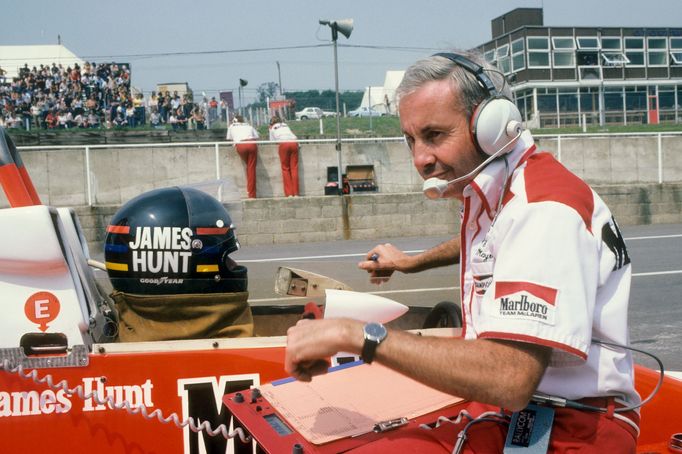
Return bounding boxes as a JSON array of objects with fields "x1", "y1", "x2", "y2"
[
  {"x1": 87, "y1": 110, "x2": 100, "y2": 128},
  {"x1": 175, "y1": 107, "x2": 188, "y2": 130},
  {"x1": 147, "y1": 91, "x2": 158, "y2": 120},
  {"x1": 226, "y1": 114, "x2": 259, "y2": 198},
  {"x1": 149, "y1": 108, "x2": 162, "y2": 129},
  {"x1": 169, "y1": 110, "x2": 179, "y2": 130},
  {"x1": 126, "y1": 103, "x2": 136, "y2": 127},
  {"x1": 113, "y1": 110, "x2": 126, "y2": 128},
  {"x1": 45, "y1": 110, "x2": 58, "y2": 129},
  {"x1": 269, "y1": 116, "x2": 300, "y2": 197},
  {"x1": 133, "y1": 92, "x2": 145, "y2": 126},
  {"x1": 208, "y1": 96, "x2": 218, "y2": 125},
  {"x1": 192, "y1": 106, "x2": 205, "y2": 130}
]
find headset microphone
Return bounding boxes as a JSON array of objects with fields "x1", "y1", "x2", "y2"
[{"x1": 422, "y1": 121, "x2": 522, "y2": 199}]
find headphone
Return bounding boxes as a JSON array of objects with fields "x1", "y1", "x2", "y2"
[{"x1": 432, "y1": 52, "x2": 523, "y2": 157}]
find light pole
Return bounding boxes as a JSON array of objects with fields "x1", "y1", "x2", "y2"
[
  {"x1": 319, "y1": 18, "x2": 353, "y2": 194},
  {"x1": 238, "y1": 78, "x2": 248, "y2": 116},
  {"x1": 276, "y1": 61, "x2": 283, "y2": 98}
]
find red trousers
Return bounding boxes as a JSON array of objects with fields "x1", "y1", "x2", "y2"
[
  {"x1": 349, "y1": 400, "x2": 638, "y2": 453},
  {"x1": 278, "y1": 141, "x2": 299, "y2": 196},
  {"x1": 235, "y1": 142, "x2": 258, "y2": 198}
]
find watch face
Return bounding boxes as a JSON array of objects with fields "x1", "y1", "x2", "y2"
[{"x1": 365, "y1": 322, "x2": 387, "y2": 341}]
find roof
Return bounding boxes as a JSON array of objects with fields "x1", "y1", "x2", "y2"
[{"x1": 0, "y1": 45, "x2": 84, "y2": 79}]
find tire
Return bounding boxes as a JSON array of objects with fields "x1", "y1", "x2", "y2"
[
  {"x1": 422, "y1": 301, "x2": 463, "y2": 329},
  {"x1": 300, "y1": 116, "x2": 308, "y2": 120}
]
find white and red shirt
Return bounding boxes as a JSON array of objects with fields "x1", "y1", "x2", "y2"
[
  {"x1": 269, "y1": 122, "x2": 297, "y2": 142},
  {"x1": 226, "y1": 122, "x2": 259, "y2": 143},
  {"x1": 460, "y1": 130, "x2": 640, "y2": 406}
]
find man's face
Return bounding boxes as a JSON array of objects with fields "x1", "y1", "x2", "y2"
[{"x1": 400, "y1": 79, "x2": 485, "y2": 201}]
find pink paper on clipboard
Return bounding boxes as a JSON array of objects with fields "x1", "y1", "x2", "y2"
[{"x1": 259, "y1": 362, "x2": 465, "y2": 445}]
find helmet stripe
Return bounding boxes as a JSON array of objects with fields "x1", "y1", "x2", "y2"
[
  {"x1": 107, "y1": 225, "x2": 130, "y2": 234},
  {"x1": 196, "y1": 264, "x2": 219, "y2": 272},
  {"x1": 196, "y1": 227, "x2": 229, "y2": 235},
  {"x1": 105, "y1": 243, "x2": 129, "y2": 253},
  {"x1": 105, "y1": 261, "x2": 129, "y2": 271}
]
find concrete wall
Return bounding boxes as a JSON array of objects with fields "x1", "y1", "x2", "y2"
[
  {"x1": 72, "y1": 183, "x2": 682, "y2": 253},
  {"x1": 5, "y1": 133, "x2": 681, "y2": 209},
  {"x1": 3, "y1": 134, "x2": 682, "y2": 251}
]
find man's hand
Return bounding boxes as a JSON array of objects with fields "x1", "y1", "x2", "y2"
[
  {"x1": 285, "y1": 318, "x2": 362, "y2": 382},
  {"x1": 357, "y1": 243, "x2": 413, "y2": 285}
]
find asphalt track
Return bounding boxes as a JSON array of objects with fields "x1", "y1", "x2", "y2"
[{"x1": 234, "y1": 223, "x2": 682, "y2": 373}]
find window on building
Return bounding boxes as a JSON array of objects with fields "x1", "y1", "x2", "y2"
[
  {"x1": 551, "y1": 37, "x2": 575, "y2": 50},
  {"x1": 527, "y1": 37, "x2": 549, "y2": 50},
  {"x1": 580, "y1": 87, "x2": 598, "y2": 112},
  {"x1": 558, "y1": 90, "x2": 579, "y2": 112},
  {"x1": 484, "y1": 49, "x2": 496, "y2": 64},
  {"x1": 498, "y1": 56, "x2": 511, "y2": 74},
  {"x1": 604, "y1": 88, "x2": 623, "y2": 111},
  {"x1": 602, "y1": 52, "x2": 630, "y2": 66},
  {"x1": 659, "y1": 86, "x2": 675, "y2": 109},
  {"x1": 497, "y1": 44, "x2": 509, "y2": 59},
  {"x1": 579, "y1": 66, "x2": 602, "y2": 80},
  {"x1": 671, "y1": 38, "x2": 682, "y2": 65},
  {"x1": 625, "y1": 37, "x2": 645, "y2": 66},
  {"x1": 601, "y1": 37, "x2": 622, "y2": 50},
  {"x1": 648, "y1": 37, "x2": 667, "y2": 49},
  {"x1": 647, "y1": 37, "x2": 668, "y2": 66},
  {"x1": 577, "y1": 37, "x2": 600, "y2": 50},
  {"x1": 648, "y1": 51, "x2": 668, "y2": 66},
  {"x1": 537, "y1": 92, "x2": 557, "y2": 112},
  {"x1": 511, "y1": 38, "x2": 525, "y2": 72},
  {"x1": 625, "y1": 87, "x2": 647, "y2": 110},
  {"x1": 553, "y1": 52, "x2": 575, "y2": 67},
  {"x1": 527, "y1": 37, "x2": 550, "y2": 68},
  {"x1": 528, "y1": 53, "x2": 550, "y2": 67}
]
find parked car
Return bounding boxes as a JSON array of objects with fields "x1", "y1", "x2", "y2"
[
  {"x1": 347, "y1": 106, "x2": 384, "y2": 118},
  {"x1": 295, "y1": 107, "x2": 337, "y2": 120}
]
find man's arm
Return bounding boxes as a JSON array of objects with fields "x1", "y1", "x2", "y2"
[
  {"x1": 285, "y1": 318, "x2": 550, "y2": 411},
  {"x1": 358, "y1": 237, "x2": 460, "y2": 284}
]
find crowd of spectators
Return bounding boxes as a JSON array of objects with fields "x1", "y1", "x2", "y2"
[
  {"x1": 0, "y1": 61, "x2": 134, "y2": 130},
  {"x1": 0, "y1": 61, "x2": 226, "y2": 132}
]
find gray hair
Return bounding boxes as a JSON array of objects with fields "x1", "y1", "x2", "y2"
[{"x1": 396, "y1": 50, "x2": 511, "y2": 120}]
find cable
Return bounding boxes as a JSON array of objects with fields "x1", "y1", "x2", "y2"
[
  {"x1": 532, "y1": 338, "x2": 665, "y2": 415},
  {"x1": 0, "y1": 359, "x2": 250, "y2": 442}
]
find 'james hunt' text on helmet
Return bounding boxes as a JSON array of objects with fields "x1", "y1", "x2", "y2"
[{"x1": 104, "y1": 186, "x2": 247, "y2": 295}]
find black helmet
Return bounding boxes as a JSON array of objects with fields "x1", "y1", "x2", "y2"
[{"x1": 104, "y1": 186, "x2": 247, "y2": 295}]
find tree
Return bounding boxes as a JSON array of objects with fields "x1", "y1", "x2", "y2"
[{"x1": 256, "y1": 82, "x2": 279, "y2": 105}]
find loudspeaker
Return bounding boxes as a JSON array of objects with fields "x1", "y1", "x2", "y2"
[
  {"x1": 333, "y1": 19, "x2": 354, "y2": 39},
  {"x1": 432, "y1": 53, "x2": 523, "y2": 156}
]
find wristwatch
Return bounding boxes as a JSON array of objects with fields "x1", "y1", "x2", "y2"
[{"x1": 361, "y1": 322, "x2": 388, "y2": 364}]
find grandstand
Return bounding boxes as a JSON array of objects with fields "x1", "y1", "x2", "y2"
[{"x1": 0, "y1": 44, "x2": 133, "y2": 130}]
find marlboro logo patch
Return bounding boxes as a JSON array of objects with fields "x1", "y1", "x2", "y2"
[{"x1": 493, "y1": 281, "x2": 558, "y2": 325}]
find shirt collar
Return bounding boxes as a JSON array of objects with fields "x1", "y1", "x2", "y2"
[{"x1": 464, "y1": 130, "x2": 536, "y2": 218}]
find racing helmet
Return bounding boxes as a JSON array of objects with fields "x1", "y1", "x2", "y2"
[{"x1": 104, "y1": 186, "x2": 247, "y2": 295}]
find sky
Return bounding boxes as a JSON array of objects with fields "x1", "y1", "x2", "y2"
[{"x1": 2, "y1": 0, "x2": 682, "y2": 103}]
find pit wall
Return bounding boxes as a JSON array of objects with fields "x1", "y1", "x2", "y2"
[{"x1": 5, "y1": 133, "x2": 682, "y2": 249}]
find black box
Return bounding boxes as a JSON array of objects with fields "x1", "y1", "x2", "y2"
[{"x1": 346, "y1": 165, "x2": 377, "y2": 192}]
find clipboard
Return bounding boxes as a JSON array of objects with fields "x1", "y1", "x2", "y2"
[{"x1": 259, "y1": 361, "x2": 464, "y2": 445}]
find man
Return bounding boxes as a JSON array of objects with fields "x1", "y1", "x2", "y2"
[
  {"x1": 285, "y1": 51, "x2": 640, "y2": 452},
  {"x1": 227, "y1": 115, "x2": 259, "y2": 198},
  {"x1": 269, "y1": 116, "x2": 300, "y2": 197}
]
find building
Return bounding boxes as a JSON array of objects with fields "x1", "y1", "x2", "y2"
[
  {"x1": 0, "y1": 45, "x2": 84, "y2": 80},
  {"x1": 358, "y1": 70, "x2": 405, "y2": 115},
  {"x1": 476, "y1": 8, "x2": 682, "y2": 128}
]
